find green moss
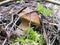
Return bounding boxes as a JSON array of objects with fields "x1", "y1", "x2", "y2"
[
  {"x1": 24, "y1": 28, "x2": 45, "y2": 45},
  {"x1": 37, "y1": 3, "x2": 52, "y2": 16},
  {"x1": 10, "y1": 28, "x2": 45, "y2": 45}
]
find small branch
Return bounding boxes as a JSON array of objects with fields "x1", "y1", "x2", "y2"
[
  {"x1": 51, "y1": 35, "x2": 57, "y2": 45},
  {"x1": 42, "y1": 22, "x2": 49, "y2": 45},
  {"x1": 46, "y1": 0, "x2": 60, "y2": 5},
  {"x1": 2, "y1": 38, "x2": 7, "y2": 45},
  {"x1": 0, "y1": 0, "x2": 13, "y2": 6}
]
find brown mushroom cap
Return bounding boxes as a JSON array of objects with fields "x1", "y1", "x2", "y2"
[{"x1": 19, "y1": 7, "x2": 40, "y2": 25}]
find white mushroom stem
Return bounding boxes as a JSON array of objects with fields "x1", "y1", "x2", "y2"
[
  {"x1": 19, "y1": 20, "x2": 29, "y2": 30},
  {"x1": 15, "y1": 20, "x2": 29, "y2": 36}
]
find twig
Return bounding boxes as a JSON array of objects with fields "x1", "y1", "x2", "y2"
[
  {"x1": 46, "y1": 0, "x2": 60, "y2": 5},
  {"x1": 42, "y1": 21, "x2": 49, "y2": 45},
  {"x1": 0, "y1": 0, "x2": 13, "y2": 6},
  {"x1": 10, "y1": 17, "x2": 20, "y2": 31},
  {"x1": 16, "y1": 25, "x2": 23, "y2": 31},
  {"x1": 40, "y1": 13, "x2": 49, "y2": 45},
  {"x1": 2, "y1": 38, "x2": 7, "y2": 45},
  {"x1": 50, "y1": 35, "x2": 57, "y2": 45}
]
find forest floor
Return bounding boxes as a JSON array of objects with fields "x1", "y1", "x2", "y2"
[{"x1": 0, "y1": 0, "x2": 60, "y2": 45}]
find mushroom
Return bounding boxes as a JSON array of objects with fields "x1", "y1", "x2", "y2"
[
  {"x1": 19, "y1": 7, "x2": 40, "y2": 30},
  {"x1": 15, "y1": 7, "x2": 40, "y2": 36}
]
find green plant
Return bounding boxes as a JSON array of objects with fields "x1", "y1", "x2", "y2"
[
  {"x1": 25, "y1": 28, "x2": 45, "y2": 45},
  {"x1": 25, "y1": 39, "x2": 38, "y2": 45},
  {"x1": 10, "y1": 39, "x2": 16, "y2": 45},
  {"x1": 10, "y1": 28, "x2": 45, "y2": 45},
  {"x1": 16, "y1": 37, "x2": 26, "y2": 45},
  {"x1": 25, "y1": 28, "x2": 38, "y2": 42},
  {"x1": 38, "y1": 34, "x2": 45, "y2": 45},
  {"x1": 37, "y1": 3, "x2": 52, "y2": 16}
]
